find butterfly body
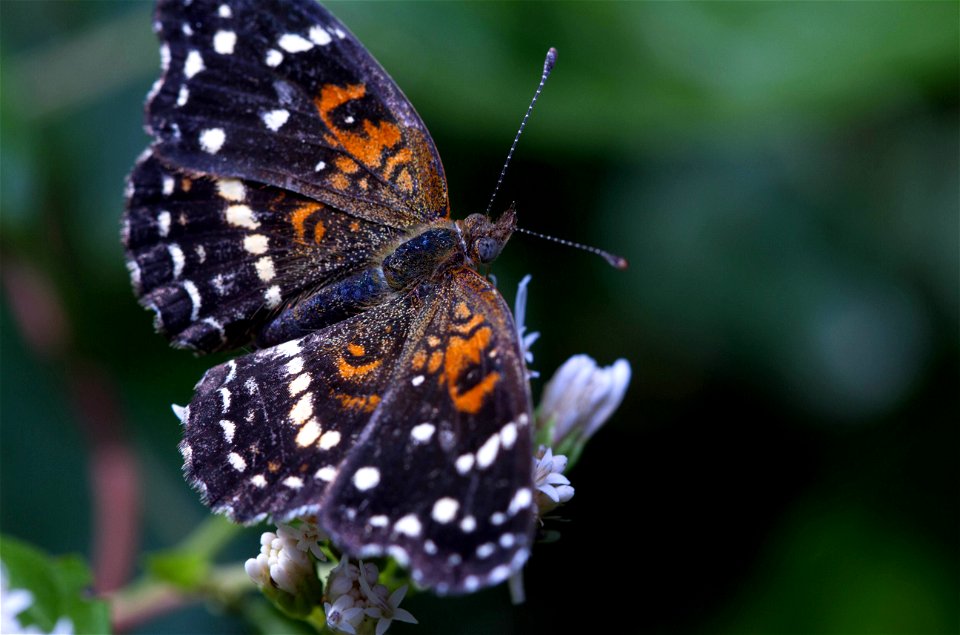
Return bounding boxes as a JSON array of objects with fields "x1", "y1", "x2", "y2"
[{"x1": 124, "y1": 0, "x2": 536, "y2": 593}]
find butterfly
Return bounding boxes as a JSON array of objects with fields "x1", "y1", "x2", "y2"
[{"x1": 123, "y1": 0, "x2": 536, "y2": 594}]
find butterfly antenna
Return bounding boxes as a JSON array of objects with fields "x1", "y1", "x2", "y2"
[
  {"x1": 515, "y1": 226, "x2": 629, "y2": 270},
  {"x1": 485, "y1": 47, "x2": 558, "y2": 217}
]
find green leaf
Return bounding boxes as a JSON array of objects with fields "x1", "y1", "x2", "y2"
[{"x1": 0, "y1": 534, "x2": 110, "y2": 634}]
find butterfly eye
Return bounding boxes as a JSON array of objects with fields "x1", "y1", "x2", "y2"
[{"x1": 475, "y1": 237, "x2": 502, "y2": 263}]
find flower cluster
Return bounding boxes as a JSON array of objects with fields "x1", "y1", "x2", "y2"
[
  {"x1": 244, "y1": 518, "x2": 326, "y2": 615},
  {"x1": 1, "y1": 563, "x2": 74, "y2": 635},
  {"x1": 323, "y1": 558, "x2": 417, "y2": 635}
]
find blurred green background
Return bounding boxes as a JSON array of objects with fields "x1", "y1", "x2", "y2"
[{"x1": 1, "y1": 1, "x2": 957, "y2": 633}]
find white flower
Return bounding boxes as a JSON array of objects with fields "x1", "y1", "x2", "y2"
[
  {"x1": 244, "y1": 520, "x2": 321, "y2": 595},
  {"x1": 1, "y1": 563, "x2": 74, "y2": 635},
  {"x1": 533, "y1": 446, "x2": 575, "y2": 514},
  {"x1": 360, "y1": 572, "x2": 418, "y2": 635},
  {"x1": 323, "y1": 559, "x2": 416, "y2": 635},
  {"x1": 514, "y1": 275, "x2": 540, "y2": 377},
  {"x1": 539, "y1": 354, "x2": 631, "y2": 449},
  {"x1": 323, "y1": 594, "x2": 365, "y2": 635}
]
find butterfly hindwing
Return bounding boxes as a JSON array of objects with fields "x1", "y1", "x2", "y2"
[
  {"x1": 180, "y1": 267, "x2": 535, "y2": 593},
  {"x1": 148, "y1": 0, "x2": 449, "y2": 228},
  {"x1": 180, "y1": 288, "x2": 423, "y2": 520}
]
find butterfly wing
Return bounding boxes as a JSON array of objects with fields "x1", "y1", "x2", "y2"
[
  {"x1": 147, "y1": 0, "x2": 449, "y2": 227},
  {"x1": 124, "y1": 152, "x2": 403, "y2": 351},
  {"x1": 181, "y1": 267, "x2": 535, "y2": 593}
]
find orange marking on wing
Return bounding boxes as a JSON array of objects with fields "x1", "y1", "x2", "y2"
[
  {"x1": 336, "y1": 156, "x2": 360, "y2": 174},
  {"x1": 397, "y1": 169, "x2": 413, "y2": 194},
  {"x1": 180, "y1": 177, "x2": 193, "y2": 192},
  {"x1": 359, "y1": 177, "x2": 369, "y2": 191},
  {"x1": 453, "y1": 314, "x2": 485, "y2": 334},
  {"x1": 267, "y1": 461, "x2": 280, "y2": 473},
  {"x1": 427, "y1": 335, "x2": 441, "y2": 347},
  {"x1": 315, "y1": 84, "x2": 403, "y2": 172},
  {"x1": 330, "y1": 173, "x2": 349, "y2": 191},
  {"x1": 411, "y1": 349, "x2": 426, "y2": 371},
  {"x1": 452, "y1": 373, "x2": 500, "y2": 415},
  {"x1": 337, "y1": 356, "x2": 381, "y2": 379},
  {"x1": 383, "y1": 148, "x2": 413, "y2": 179},
  {"x1": 427, "y1": 350, "x2": 443, "y2": 374},
  {"x1": 442, "y1": 326, "x2": 500, "y2": 414},
  {"x1": 454, "y1": 302, "x2": 471, "y2": 320},
  {"x1": 291, "y1": 202, "x2": 322, "y2": 243},
  {"x1": 347, "y1": 343, "x2": 365, "y2": 356},
  {"x1": 349, "y1": 220, "x2": 360, "y2": 232},
  {"x1": 336, "y1": 393, "x2": 381, "y2": 413},
  {"x1": 314, "y1": 219, "x2": 326, "y2": 243}
]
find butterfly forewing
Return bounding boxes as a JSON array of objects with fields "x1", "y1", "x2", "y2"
[
  {"x1": 124, "y1": 151, "x2": 401, "y2": 352},
  {"x1": 148, "y1": 0, "x2": 448, "y2": 227}
]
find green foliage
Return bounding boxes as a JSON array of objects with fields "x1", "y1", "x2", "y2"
[{"x1": 0, "y1": 535, "x2": 110, "y2": 635}]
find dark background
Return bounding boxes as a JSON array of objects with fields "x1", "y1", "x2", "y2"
[{"x1": 2, "y1": 2, "x2": 957, "y2": 633}]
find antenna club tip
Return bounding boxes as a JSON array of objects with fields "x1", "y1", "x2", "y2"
[
  {"x1": 544, "y1": 47, "x2": 558, "y2": 72},
  {"x1": 606, "y1": 254, "x2": 630, "y2": 270}
]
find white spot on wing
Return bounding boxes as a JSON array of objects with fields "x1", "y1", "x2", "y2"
[
  {"x1": 217, "y1": 178, "x2": 246, "y2": 201},
  {"x1": 295, "y1": 419, "x2": 321, "y2": 447},
  {"x1": 278, "y1": 33, "x2": 313, "y2": 53},
  {"x1": 500, "y1": 421, "x2": 518, "y2": 449},
  {"x1": 411, "y1": 375, "x2": 424, "y2": 386},
  {"x1": 315, "y1": 465, "x2": 336, "y2": 481},
  {"x1": 455, "y1": 453, "x2": 474, "y2": 475},
  {"x1": 219, "y1": 387, "x2": 231, "y2": 411},
  {"x1": 289, "y1": 392, "x2": 313, "y2": 425},
  {"x1": 459, "y1": 515, "x2": 476, "y2": 533},
  {"x1": 410, "y1": 423, "x2": 435, "y2": 444},
  {"x1": 262, "y1": 109, "x2": 290, "y2": 131},
  {"x1": 353, "y1": 466, "x2": 380, "y2": 491},
  {"x1": 199, "y1": 128, "x2": 225, "y2": 154},
  {"x1": 228, "y1": 452, "x2": 246, "y2": 472},
  {"x1": 250, "y1": 474, "x2": 267, "y2": 488},
  {"x1": 265, "y1": 48, "x2": 283, "y2": 67},
  {"x1": 225, "y1": 204, "x2": 258, "y2": 228},
  {"x1": 370, "y1": 515, "x2": 389, "y2": 528},
  {"x1": 283, "y1": 476, "x2": 304, "y2": 489},
  {"x1": 318, "y1": 430, "x2": 341, "y2": 450},
  {"x1": 463, "y1": 576, "x2": 479, "y2": 592},
  {"x1": 219, "y1": 419, "x2": 235, "y2": 443},
  {"x1": 285, "y1": 356, "x2": 304, "y2": 375},
  {"x1": 255, "y1": 256, "x2": 275, "y2": 282},
  {"x1": 218, "y1": 4, "x2": 232, "y2": 18},
  {"x1": 394, "y1": 514, "x2": 422, "y2": 537},
  {"x1": 162, "y1": 175, "x2": 175, "y2": 195},
  {"x1": 243, "y1": 234, "x2": 269, "y2": 255},
  {"x1": 289, "y1": 372, "x2": 310, "y2": 395},
  {"x1": 213, "y1": 30, "x2": 236, "y2": 55},
  {"x1": 308, "y1": 25, "x2": 331, "y2": 45},
  {"x1": 182, "y1": 280, "x2": 201, "y2": 321},
  {"x1": 476, "y1": 543, "x2": 495, "y2": 559},
  {"x1": 168, "y1": 244, "x2": 185, "y2": 278},
  {"x1": 264, "y1": 285, "x2": 282, "y2": 308},
  {"x1": 274, "y1": 339, "x2": 301, "y2": 358},
  {"x1": 157, "y1": 210, "x2": 171, "y2": 237},
  {"x1": 431, "y1": 497, "x2": 459, "y2": 524},
  {"x1": 499, "y1": 533, "x2": 516, "y2": 548},
  {"x1": 489, "y1": 565, "x2": 511, "y2": 585},
  {"x1": 476, "y1": 432, "x2": 500, "y2": 469},
  {"x1": 508, "y1": 488, "x2": 533, "y2": 515},
  {"x1": 314, "y1": 160, "x2": 326, "y2": 171},
  {"x1": 184, "y1": 49, "x2": 205, "y2": 78}
]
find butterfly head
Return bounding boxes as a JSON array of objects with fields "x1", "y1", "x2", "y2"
[{"x1": 459, "y1": 207, "x2": 516, "y2": 267}]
